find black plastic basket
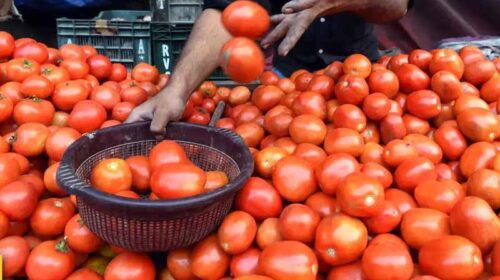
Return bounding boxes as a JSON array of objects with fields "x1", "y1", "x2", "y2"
[{"x1": 56, "y1": 120, "x2": 253, "y2": 252}]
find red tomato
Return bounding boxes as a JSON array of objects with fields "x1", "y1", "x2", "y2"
[
  {"x1": 52, "y1": 80, "x2": 89, "y2": 111},
  {"x1": 289, "y1": 114, "x2": 327, "y2": 145},
  {"x1": 60, "y1": 58, "x2": 90, "y2": 80},
  {"x1": 80, "y1": 45, "x2": 97, "y2": 58},
  {"x1": 30, "y1": 198, "x2": 75, "y2": 237},
  {"x1": 90, "y1": 85, "x2": 121, "y2": 110},
  {"x1": 41, "y1": 65, "x2": 70, "y2": 85},
  {"x1": 131, "y1": 63, "x2": 159, "y2": 83},
  {"x1": 335, "y1": 74, "x2": 369, "y2": 105},
  {"x1": 363, "y1": 200, "x2": 401, "y2": 234},
  {"x1": 13, "y1": 42, "x2": 48, "y2": 64},
  {"x1": 230, "y1": 247, "x2": 261, "y2": 277},
  {"x1": 104, "y1": 252, "x2": 156, "y2": 280},
  {"x1": 480, "y1": 76, "x2": 500, "y2": 103},
  {"x1": 254, "y1": 147, "x2": 287, "y2": 178},
  {"x1": 151, "y1": 163, "x2": 205, "y2": 199},
  {"x1": 111, "y1": 101, "x2": 135, "y2": 122},
  {"x1": 59, "y1": 44, "x2": 85, "y2": 60},
  {"x1": 252, "y1": 85, "x2": 285, "y2": 112},
  {"x1": 362, "y1": 237, "x2": 414, "y2": 280},
  {"x1": 307, "y1": 75, "x2": 335, "y2": 99},
  {"x1": 292, "y1": 91, "x2": 327, "y2": 120},
  {"x1": 6, "y1": 58, "x2": 40, "y2": 82},
  {"x1": 327, "y1": 261, "x2": 365, "y2": 280},
  {"x1": 397, "y1": 63, "x2": 430, "y2": 93},
  {"x1": 295, "y1": 72, "x2": 313, "y2": 91},
  {"x1": 166, "y1": 248, "x2": 197, "y2": 280},
  {"x1": 468, "y1": 169, "x2": 500, "y2": 210},
  {"x1": 429, "y1": 48, "x2": 465, "y2": 79},
  {"x1": 434, "y1": 125, "x2": 468, "y2": 160},
  {"x1": 315, "y1": 214, "x2": 368, "y2": 266},
  {"x1": 292, "y1": 143, "x2": 327, "y2": 169},
  {"x1": 0, "y1": 31, "x2": 15, "y2": 58},
  {"x1": 191, "y1": 235, "x2": 230, "y2": 280},
  {"x1": 187, "y1": 107, "x2": 211, "y2": 125},
  {"x1": 362, "y1": 92, "x2": 391, "y2": 121},
  {"x1": 460, "y1": 142, "x2": 497, "y2": 178},
  {"x1": 221, "y1": 37, "x2": 264, "y2": 83},
  {"x1": 343, "y1": 54, "x2": 372, "y2": 78},
  {"x1": 457, "y1": 107, "x2": 499, "y2": 142},
  {"x1": 324, "y1": 128, "x2": 364, "y2": 157},
  {"x1": 385, "y1": 188, "x2": 417, "y2": 215},
  {"x1": 464, "y1": 60, "x2": 496, "y2": 85},
  {"x1": 235, "y1": 122, "x2": 265, "y2": 148},
  {"x1": 0, "y1": 82, "x2": 23, "y2": 104},
  {"x1": 380, "y1": 113, "x2": 407, "y2": 144},
  {"x1": 20, "y1": 74, "x2": 54, "y2": 99},
  {"x1": 221, "y1": 0, "x2": 270, "y2": 39},
  {"x1": 419, "y1": 235, "x2": 483, "y2": 280},
  {"x1": 409, "y1": 49, "x2": 432, "y2": 70},
  {"x1": 368, "y1": 69, "x2": 399, "y2": 98},
  {"x1": 66, "y1": 268, "x2": 102, "y2": 280},
  {"x1": 0, "y1": 236, "x2": 30, "y2": 277},
  {"x1": 65, "y1": 214, "x2": 103, "y2": 253},
  {"x1": 259, "y1": 240, "x2": 318, "y2": 280},
  {"x1": 361, "y1": 162, "x2": 393, "y2": 189},
  {"x1": 278, "y1": 204, "x2": 320, "y2": 243},
  {"x1": 315, "y1": 153, "x2": 360, "y2": 195},
  {"x1": 25, "y1": 239, "x2": 76, "y2": 280},
  {"x1": 109, "y1": 63, "x2": 128, "y2": 82},
  {"x1": 12, "y1": 122, "x2": 50, "y2": 157},
  {"x1": 401, "y1": 208, "x2": 450, "y2": 249},
  {"x1": 87, "y1": 54, "x2": 112, "y2": 80},
  {"x1": 414, "y1": 179, "x2": 465, "y2": 214},
  {"x1": 272, "y1": 156, "x2": 317, "y2": 202},
  {"x1": 45, "y1": 127, "x2": 81, "y2": 161},
  {"x1": 91, "y1": 158, "x2": 132, "y2": 194},
  {"x1": 337, "y1": 172, "x2": 384, "y2": 217},
  {"x1": 44, "y1": 163, "x2": 66, "y2": 196},
  {"x1": 13, "y1": 97, "x2": 55, "y2": 125},
  {"x1": 67, "y1": 100, "x2": 107, "y2": 133},
  {"x1": 388, "y1": 54, "x2": 408, "y2": 73},
  {"x1": 218, "y1": 211, "x2": 257, "y2": 254},
  {"x1": 120, "y1": 86, "x2": 148, "y2": 106},
  {"x1": 235, "y1": 177, "x2": 283, "y2": 221}
]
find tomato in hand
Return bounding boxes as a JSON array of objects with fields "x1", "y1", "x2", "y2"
[
  {"x1": 91, "y1": 158, "x2": 133, "y2": 194},
  {"x1": 259, "y1": 240, "x2": 318, "y2": 280},
  {"x1": 222, "y1": 0, "x2": 270, "y2": 39},
  {"x1": 151, "y1": 163, "x2": 206, "y2": 199},
  {"x1": 218, "y1": 211, "x2": 257, "y2": 254},
  {"x1": 26, "y1": 239, "x2": 76, "y2": 280},
  {"x1": 104, "y1": 252, "x2": 156, "y2": 280},
  {"x1": 315, "y1": 214, "x2": 368, "y2": 266},
  {"x1": 221, "y1": 37, "x2": 264, "y2": 83}
]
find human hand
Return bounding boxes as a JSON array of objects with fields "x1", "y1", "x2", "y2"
[{"x1": 125, "y1": 84, "x2": 187, "y2": 135}]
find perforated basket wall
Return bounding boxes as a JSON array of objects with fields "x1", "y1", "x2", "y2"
[{"x1": 57, "y1": 122, "x2": 253, "y2": 252}]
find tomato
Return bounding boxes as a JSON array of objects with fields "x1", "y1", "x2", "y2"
[
  {"x1": 405, "y1": 90, "x2": 441, "y2": 120},
  {"x1": 66, "y1": 268, "x2": 102, "y2": 280},
  {"x1": 454, "y1": 95, "x2": 489, "y2": 116},
  {"x1": 324, "y1": 128, "x2": 364, "y2": 157},
  {"x1": 119, "y1": 86, "x2": 148, "y2": 106},
  {"x1": 429, "y1": 48, "x2": 465, "y2": 79},
  {"x1": 235, "y1": 177, "x2": 283, "y2": 221},
  {"x1": 382, "y1": 139, "x2": 417, "y2": 167},
  {"x1": 30, "y1": 198, "x2": 75, "y2": 237},
  {"x1": 335, "y1": 74, "x2": 369, "y2": 105},
  {"x1": 401, "y1": 207, "x2": 451, "y2": 250},
  {"x1": 272, "y1": 156, "x2": 316, "y2": 202},
  {"x1": 394, "y1": 156, "x2": 437, "y2": 192},
  {"x1": 404, "y1": 134, "x2": 443, "y2": 164},
  {"x1": 129, "y1": 63, "x2": 159, "y2": 84},
  {"x1": 151, "y1": 162, "x2": 205, "y2": 199},
  {"x1": 18, "y1": 75, "x2": 54, "y2": 99},
  {"x1": 362, "y1": 237, "x2": 414, "y2": 280},
  {"x1": 260, "y1": 71, "x2": 280, "y2": 86},
  {"x1": 315, "y1": 153, "x2": 360, "y2": 195},
  {"x1": 235, "y1": 104, "x2": 261, "y2": 125},
  {"x1": 264, "y1": 112, "x2": 293, "y2": 137},
  {"x1": 86, "y1": 54, "x2": 111, "y2": 80},
  {"x1": 107, "y1": 63, "x2": 128, "y2": 82},
  {"x1": 303, "y1": 192, "x2": 338, "y2": 218},
  {"x1": 324, "y1": 61, "x2": 343, "y2": 81},
  {"x1": 363, "y1": 199, "x2": 401, "y2": 234},
  {"x1": 14, "y1": 42, "x2": 48, "y2": 64},
  {"x1": 104, "y1": 252, "x2": 155, "y2": 280},
  {"x1": 252, "y1": 85, "x2": 284, "y2": 112},
  {"x1": 468, "y1": 169, "x2": 500, "y2": 210},
  {"x1": 254, "y1": 147, "x2": 286, "y2": 178},
  {"x1": 227, "y1": 86, "x2": 251, "y2": 106},
  {"x1": 52, "y1": 80, "x2": 88, "y2": 111},
  {"x1": 343, "y1": 54, "x2": 371, "y2": 78},
  {"x1": 191, "y1": 235, "x2": 230, "y2": 279},
  {"x1": 44, "y1": 162, "x2": 66, "y2": 196},
  {"x1": 216, "y1": 117, "x2": 235, "y2": 130},
  {"x1": 6, "y1": 58, "x2": 40, "y2": 82},
  {"x1": 457, "y1": 107, "x2": 499, "y2": 142},
  {"x1": 59, "y1": 44, "x2": 84, "y2": 60},
  {"x1": 493, "y1": 241, "x2": 500, "y2": 276},
  {"x1": 361, "y1": 162, "x2": 393, "y2": 189},
  {"x1": 0, "y1": 94, "x2": 13, "y2": 123},
  {"x1": 255, "y1": 218, "x2": 283, "y2": 250},
  {"x1": 397, "y1": 63, "x2": 430, "y2": 93},
  {"x1": 362, "y1": 92, "x2": 390, "y2": 121},
  {"x1": 460, "y1": 142, "x2": 497, "y2": 178},
  {"x1": 230, "y1": 247, "x2": 261, "y2": 277},
  {"x1": 218, "y1": 211, "x2": 257, "y2": 255},
  {"x1": 166, "y1": 248, "x2": 197, "y2": 280},
  {"x1": 0, "y1": 31, "x2": 15, "y2": 58},
  {"x1": 379, "y1": 113, "x2": 407, "y2": 144},
  {"x1": 294, "y1": 72, "x2": 314, "y2": 91},
  {"x1": 292, "y1": 143, "x2": 327, "y2": 169},
  {"x1": 450, "y1": 196, "x2": 500, "y2": 253},
  {"x1": 292, "y1": 91, "x2": 327, "y2": 120},
  {"x1": 111, "y1": 101, "x2": 134, "y2": 122},
  {"x1": 25, "y1": 239, "x2": 75, "y2": 280},
  {"x1": 307, "y1": 75, "x2": 335, "y2": 99},
  {"x1": 45, "y1": 127, "x2": 80, "y2": 161},
  {"x1": 337, "y1": 172, "x2": 384, "y2": 217},
  {"x1": 289, "y1": 114, "x2": 327, "y2": 145},
  {"x1": 464, "y1": 60, "x2": 496, "y2": 85},
  {"x1": 435, "y1": 162, "x2": 457, "y2": 181},
  {"x1": 414, "y1": 179, "x2": 464, "y2": 214},
  {"x1": 149, "y1": 141, "x2": 188, "y2": 172},
  {"x1": 368, "y1": 69, "x2": 399, "y2": 98},
  {"x1": 221, "y1": 37, "x2": 264, "y2": 83},
  {"x1": 333, "y1": 104, "x2": 366, "y2": 132},
  {"x1": 90, "y1": 85, "x2": 121, "y2": 110},
  {"x1": 278, "y1": 203, "x2": 320, "y2": 243},
  {"x1": 419, "y1": 235, "x2": 483, "y2": 280},
  {"x1": 408, "y1": 49, "x2": 432, "y2": 70},
  {"x1": 41, "y1": 65, "x2": 70, "y2": 85},
  {"x1": 65, "y1": 214, "x2": 103, "y2": 253},
  {"x1": 460, "y1": 81, "x2": 480, "y2": 97},
  {"x1": 222, "y1": 0, "x2": 269, "y2": 39},
  {"x1": 434, "y1": 125, "x2": 467, "y2": 160},
  {"x1": 327, "y1": 261, "x2": 365, "y2": 280},
  {"x1": 315, "y1": 214, "x2": 367, "y2": 266},
  {"x1": 459, "y1": 45, "x2": 484, "y2": 65},
  {"x1": 90, "y1": 158, "x2": 132, "y2": 194},
  {"x1": 121, "y1": 156, "x2": 151, "y2": 193},
  {"x1": 13, "y1": 97, "x2": 55, "y2": 126},
  {"x1": 388, "y1": 54, "x2": 408, "y2": 73},
  {"x1": 68, "y1": 100, "x2": 107, "y2": 133},
  {"x1": 201, "y1": 98, "x2": 216, "y2": 114},
  {"x1": 0, "y1": 236, "x2": 29, "y2": 277},
  {"x1": 60, "y1": 58, "x2": 89, "y2": 79},
  {"x1": 12, "y1": 122, "x2": 49, "y2": 156},
  {"x1": 235, "y1": 122, "x2": 265, "y2": 148},
  {"x1": 259, "y1": 240, "x2": 317, "y2": 280}
]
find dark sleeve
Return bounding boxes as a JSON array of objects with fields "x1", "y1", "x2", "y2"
[
  {"x1": 408, "y1": 0, "x2": 415, "y2": 9},
  {"x1": 204, "y1": 0, "x2": 271, "y2": 13}
]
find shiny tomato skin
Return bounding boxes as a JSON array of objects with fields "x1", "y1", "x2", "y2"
[
  {"x1": 397, "y1": 63, "x2": 431, "y2": 93},
  {"x1": 361, "y1": 237, "x2": 414, "y2": 280},
  {"x1": 66, "y1": 268, "x2": 102, "y2": 280},
  {"x1": 394, "y1": 157, "x2": 437, "y2": 192},
  {"x1": 380, "y1": 113, "x2": 407, "y2": 144},
  {"x1": 0, "y1": 236, "x2": 30, "y2": 277},
  {"x1": 315, "y1": 153, "x2": 360, "y2": 195},
  {"x1": 87, "y1": 54, "x2": 112, "y2": 80},
  {"x1": 414, "y1": 179, "x2": 465, "y2": 214},
  {"x1": 45, "y1": 127, "x2": 81, "y2": 161},
  {"x1": 13, "y1": 97, "x2": 55, "y2": 126},
  {"x1": 148, "y1": 140, "x2": 189, "y2": 171},
  {"x1": 335, "y1": 74, "x2": 369, "y2": 105},
  {"x1": 327, "y1": 261, "x2": 365, "y2": 280},
  {"x1": 221, "y1": 37, "x2": 264, "y2": 83},
  {"x1": 459, "y1": 142, "x2": 496, "y2": 178},
  {"x1": 20, "y1": 74, "x2": 54, "y2": 99},
  {"x1": 363, "y1": 200, "x2": 402, "y2": 234},
  {"x1": 255, "y1": 146, "x2": 287, "y2": 178},
  {"x1": 434, "y1": 125, "x2": 468, "y2": 160},
  {"x1": 315, "y1": 214, "x2": 368, "y2": 266},
  {"x1": 221, "y1": 0, "x2": 270, "y2": 39},
  {"x1": 104, "y1": 252, "x2": 156, "y2": 280},
  {"x1": 166, "y1": 248, "x2": 197, "y2": 280},
  {"x1": 230, "y1": 247, "x2": 261, "y2": 277},
  {"x1": 368, "y1": 69, "x2": 399, "y2": 98},
  {"x1": 13, "y1": 122, "x2": 50, "y2": 157},
  {"x1": 305, "y1": 192, "x2": 339, "y2": 218},
  {"x1": 67, "y1": 100, "x2": 107, "y2": 133},
  {"x1": 6, "y1": 58, "x2": 40, "y2": 82},
  {"x1": 292, "y1": 143, "x2": 327, "y2": 169},
  {"x1": 401, "y1": 208, "x2": 451, "y2": 249},
  {"x1": 91, "y1": 158, "x2": 132, "y2": 194},
  {"x1": 419, "y1": 235, "x2": 483, "y2": 280},
  {"x1": 259, "y1": 240, "x2": 318, "y2": 280},
  {"x1": 362, "y1": 92, "x2": 391, "y2": 121},
  {"x1": 385, "y1": 188, "x2": 417, "y2": 215},
  {"x1": 337, "y1": 172, "x2": 384, "y2": 217},
  {"x1": 25, "y1": 240, "x2": 76, "y2": 280},
  {"x1": 388, "y1": 54, "x2": 409, "y2": 73},
  {"x1": 151, "y1": 163, "x2": 206, "y2": 199},
  {"x1": 218, "y1": 211, "x2": 257, "y2": 255},
  {"x1": 0, "y1": 31, "x2": 15, "y2": 58},
  {"x1": 252, "y1": 85, "x2": 285, "y2": 112},
  {"x1": 292, "y1": 91, "x2": 327, "y2": 120},
  {"x1": 409, "y1": 49, "x2": 432, "y2": 71},
  {"x1": 191, "y1": 234, "x2": 230, "y2": 280},
  {"x1": 278, "y1": 203, "x2": 320, "y2": 243},
  {"x1": 457, "y1": 107, "x2": 499, "y2": 142},
  {"x1": 324, "y1": 128, "x2": 364, "y2": 157},
  {"x1": 90, "y1": 85, "x2": 121, "y2": 110},
  {"x1": 429, "y1": 48, "x2": 465, "y2": 79},
  {"x1": 449, "y1": 196, "x2": 500, "y2": 253},
  {"x1": 235, "y1": 177, "x2": 283, "y2": 221},
  {"x1": 307, "y1": 75, "x2": 335, "y2": 99},
  {"x1": 289, "y1": 114, "x2": 327, "y2": 145},
  {"x1": 125, "y1": 155, "x2": 151, "y2": 193},
  {"x1": 333, "y1": 104, "x2": 367, "y2": 132},
  {"x1": 65, "y1": 214, "x2": 103, "y2": 253},
  {"x1": 343, "y1": 54, "x2": 372, "y2": 78},
  {"x1": 30, "y1": 198, "x2": 75, "y2": 237},
  {"x1": 467, "y1": 169, "x2": 500, "y2": 210},
  {"x1": 272, "y1": 156, "x2": 317, "y2": 202}
]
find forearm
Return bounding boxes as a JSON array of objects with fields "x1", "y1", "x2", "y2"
[
  {"x1": 165, "y1": 8, "x2": 232, "y2": 101},
  {"x1": 322, "y1": 0, "x2": 409, "y2": 23}
]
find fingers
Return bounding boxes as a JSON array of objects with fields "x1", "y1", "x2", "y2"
[
  {"x1": 277, "y1": 12, "x2": 314, "y2": 56},
  {"x1": 124, "y1": 104, "x2": 153, "y2": 124},
  {"x1": 282, "y1": 0, "x2": 316, "y2": 13},
  {"x1": 261, "y1": 17, "x2": 291, "y2": 49},
  {"x1": 270, "y1": 14, "x2": 286, "y2": 24},
  {"x1": 150, "y1": 108, "x2": 170, "y2": 135}
]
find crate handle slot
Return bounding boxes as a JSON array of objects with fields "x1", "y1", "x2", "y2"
[{"x1": 95, "y1": 19, "x2": 114, "y2": 35}]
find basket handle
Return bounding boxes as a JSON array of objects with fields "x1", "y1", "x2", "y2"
[{"x1": 208, "y1": 101, "x2": 225, "y2": 127}]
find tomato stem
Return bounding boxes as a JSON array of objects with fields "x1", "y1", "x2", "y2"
[{"x1": 55, "y1": 237, "x2": 71, "y2": 253}]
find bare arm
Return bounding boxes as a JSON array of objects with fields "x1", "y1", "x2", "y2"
[{"x1": 126, "y1": 9, "x2": 231, "y2": 133}]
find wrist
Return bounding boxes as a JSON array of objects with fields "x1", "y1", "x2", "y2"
[{"x1": 159, "y1": 74, "x2": 190, "y2": 101}]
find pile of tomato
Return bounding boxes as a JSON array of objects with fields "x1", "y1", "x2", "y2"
[{"x1": 1, "y1": 28, "x2": 500, "y2": 280}]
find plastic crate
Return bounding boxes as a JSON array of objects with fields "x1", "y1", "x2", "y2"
[
  {"x1": 57, "y1": 10, "x2": 152, "y2": 69},
  {"x1": 151, "y1": 22, "x2": 229, "y2": 81},
  {"x1": 150, "y1": 0, "x2": 203, "y2": 23}
]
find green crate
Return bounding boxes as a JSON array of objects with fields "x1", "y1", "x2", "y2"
[
  {"x1": 151, "y1": 22, "x2": 229, "y2": 81},
  {"x1": 151, "y1": 0, "x2": 203, "y2": 23},
  {"x1": 56, "y1": 10, "x2": 152, "y2": 69}
]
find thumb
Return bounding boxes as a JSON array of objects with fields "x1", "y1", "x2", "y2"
[
  {"x1": 282, "y1": 0, "x2": 316, "y2": 13},
  {"x1": 150, "y1": 108, "x2": 170, "y2": 136}
]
